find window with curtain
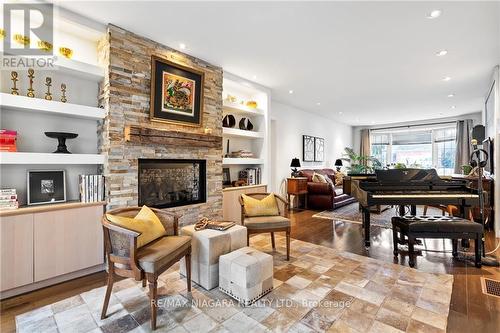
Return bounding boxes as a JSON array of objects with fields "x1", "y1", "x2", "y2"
[{"x1": 371, "y1": 125, "x2": 456, "y2": 175}]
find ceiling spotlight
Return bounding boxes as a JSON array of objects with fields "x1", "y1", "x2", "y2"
[
  {"x1": 339, "y1": 111, "x2": 343, "y2": 115},
  {"x1": 448, "y1": 93, "x2": 455, "y2": 98},
  {"x1": 427, "y1": 9, "x2": 442, "y2": 19},
  {"x1": 179, "y1": 43, "x2": 186, "y2": 50},
  {"x1": 442, "y1": 76, "x2": 451, "y2": 82},
  {"x1": 439, "y1": 112, "x2": 444, "y2": 116},
  {"x1": 288, "y1": 90, "x2": 294, "y2": 94},
  {"x1": 450, "y1": 105, "x2": 456, "y2": 109},
  {"x1": 436, "y1": 50, "x2": 448, "y2": 56},
  {"x1": 316, "y1": 102, "x2": 321, "y2": 106},
  {"x1": 252, "y1": 75, "x2": 257, "y2": 80}
]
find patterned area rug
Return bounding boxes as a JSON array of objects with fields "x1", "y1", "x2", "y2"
[
  {"x1": 312, "y1": 203, "x2": 441, "y2": 229},
  {"x1": 16, "y1": 234, "x2": 453, "y2": 333}
]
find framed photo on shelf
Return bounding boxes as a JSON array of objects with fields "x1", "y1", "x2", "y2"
[
  {"x1": 314, "y1": 137, "x2": 325, "y2": 162},
  {"x1": 27, "y1": 170, "x2": 66, "y2": 205},
  {"x1": 303, "y1": 135, "x2": 315, "y2": 162},
  {"x1": 150, "y1": 55, "x2": 204, "y2": 127},
  {"x1": 222, "y1": 167, "x2": 231, "y2": 186}
]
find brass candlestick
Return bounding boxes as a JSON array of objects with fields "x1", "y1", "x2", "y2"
[
  {"x1": 45, "y1": 77, "x2": 52, "y2": 100},
  {"x1": 27, "y1": 69, "x2": 35, "y2": 98},
  {"x1": 11, "y1": 71, "x2": 19, "y2": 95},
  {"x1": 60, "y1": 84, "x2": 67, "y2": 103}
]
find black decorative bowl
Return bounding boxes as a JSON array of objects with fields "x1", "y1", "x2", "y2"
[{"x1": 45, "y1": 132, "x2": 78, "y2": 154}]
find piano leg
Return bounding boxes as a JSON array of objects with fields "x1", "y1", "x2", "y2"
[
  {"x1": 398, "y1": 205, "x2": 405, "y2": 216},
  {"x1": 410, "y1": 205, "x2": 417, "y2": 216},
  {"x1": 362, "y1": 206, "x2": 371, "y2": 247}
]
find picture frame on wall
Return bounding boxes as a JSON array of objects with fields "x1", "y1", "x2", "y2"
[
  {"x1": 314, "y1": 137, "x2": 325, "y2": 162},
  {"x1": 303, "y1": 135, "x2": 315, "y2": 161},
  {"x1": 27, "y1": 170, "x2": 66, "y2": 205},
  {"x1": 150, "y1": 55, "x2": 204, "y2": 127}
]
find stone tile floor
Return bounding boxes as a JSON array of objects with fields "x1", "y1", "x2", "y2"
[{"x1": 15, "y1": 235, "x2": 453, "y2": 333}]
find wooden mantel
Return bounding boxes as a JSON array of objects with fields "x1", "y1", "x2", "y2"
[{"x1": 125, "y1": 126, "x2": 222, "y2": 148}]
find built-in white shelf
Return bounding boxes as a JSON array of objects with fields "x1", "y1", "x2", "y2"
[
  {"x1": 0, "y1": 152, "x2": 104, "y2": 165},
  {"x1": 223, "y1": 102, "x2": 265, "y2": 117},
  {"x1": 0, "y1": 93, "x2": 105, "y2": 120},
  {"x1": 222, "y1": 127, "x2": 264, "y2": 139},
  {"x1": 223, "y1": 158, "x2": 264, "y2": 165}
]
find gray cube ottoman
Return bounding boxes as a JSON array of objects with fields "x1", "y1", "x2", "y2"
[
  {"x1": 180, "y1": 224, "x2": 247, "y2": 290},
  {"x1": 219, "y1": 247, "x2": 273, "y2": 306}
]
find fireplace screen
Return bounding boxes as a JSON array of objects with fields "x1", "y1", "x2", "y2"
[{"x1": 138, "y1": 159, "x2": 206, "y2": 209}]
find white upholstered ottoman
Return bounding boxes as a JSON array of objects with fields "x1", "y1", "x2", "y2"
[
  {"x1": 179, "y1": 224, "x2": 247, "y2": 290},
  {"x1": 219, "y1": 247, "x2": 273, "y2": 306}
]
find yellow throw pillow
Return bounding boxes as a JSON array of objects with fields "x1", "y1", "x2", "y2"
[
  {"x1": 242, "y1": 193, "x2": 280, "y2": 217},
  {"x1": 334, "y1": 172, "x2": 344, "y2": 186},
  {"x1": 312, "y1": 173, "x2": 327, "y2": 183},
  {"x1": 106, "y1": 205, "x2": 166, "y2": 248}
]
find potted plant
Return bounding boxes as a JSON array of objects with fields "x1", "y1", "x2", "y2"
[{"x1": 342, "y1": 147, "x2": 382, "y2": 174}]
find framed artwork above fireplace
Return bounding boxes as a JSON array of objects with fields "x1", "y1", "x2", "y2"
[
  {"x1": 138, "y1": 159, "x2": 207, "y2": 209},
  {"x1": 150, "y1": 55, "x2": 205, "y2": 127}
]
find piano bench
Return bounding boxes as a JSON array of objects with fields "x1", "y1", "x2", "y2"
[{"x1": 391, "y1": 215, "x2": 484, "y2": 268}]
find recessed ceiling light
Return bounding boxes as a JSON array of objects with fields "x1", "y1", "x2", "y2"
[
  {"x1": 316, "y1": 102, "x2": 321, "y2": 106},
  {"x1": 427, "y1": 9, "x2": 442, "y2": 19},
  {"x1": 442, "y1": 76, "x2": 451, "y2": 82},
  {"x1": 339, "y1": 111, "x2": 343, "y2": 115},
  {"x1": 179, "y1": 43, "x2": 186, "y2": 50},
  {"x1": 448, "y1": 93, "x2": 455, "y2": 98},
  {"x1": 436, "y1": 50, "x2": 448, "y2": 57},
  {"x1": 439, "y1": 112, "x2": 444, "y2": 115},
  {"x1": 288, "y1": 90, "x2": 294, "y2": 94},
  {"x1": 450, "y1": 105, "x2": 456, "y2": 109},
  {"x1": 252, "y1": 75, "x2": 257, "y2": 80}
]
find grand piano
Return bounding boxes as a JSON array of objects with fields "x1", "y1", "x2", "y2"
[{"x1": 356, "y1": 169, "x2": 480, "y2": 246}]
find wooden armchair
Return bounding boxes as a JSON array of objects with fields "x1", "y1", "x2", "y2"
[
  {"x1": 101, "y1": 207, "x2": 191, "y2": 330},
  {"x1": 239, "y1": 193, "x2": 291, "y2": 260}
]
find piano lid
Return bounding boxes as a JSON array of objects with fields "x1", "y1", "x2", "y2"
[{"x1": 375, "y1": 169, "x2": 444, "y2": 184}]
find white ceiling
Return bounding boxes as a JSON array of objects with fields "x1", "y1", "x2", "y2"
[{"x1": 58, "y1": 1, "x2": 500, "y2": 126}]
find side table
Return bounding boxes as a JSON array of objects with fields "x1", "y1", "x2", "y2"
[{"x1": 287, "y1": 177, "x2": 308, "y2": 210}]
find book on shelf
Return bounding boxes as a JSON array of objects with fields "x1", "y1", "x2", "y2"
[
  {"x1": 0, "y1": 130, "x2": 17, "y2": 152},
  {"x1": 238, "y1": 167, "x2": 262, "y2": 186},
  {"x1": 79, "y1": 174, "x2": 105, "y2": 203},
  {"x1": 0, "y1": 188, "x2": 18, "y2": 210}
]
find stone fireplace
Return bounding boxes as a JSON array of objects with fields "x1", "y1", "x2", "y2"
[
  {"x1": 98, "y1": 25, "x2": 223, "y2": 226},
  {"x1": 138, "y1": 159, "x2": 206, "y2": 209}
]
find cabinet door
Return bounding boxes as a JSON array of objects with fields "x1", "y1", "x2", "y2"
[
  {"x1": 1, "y1": 214, "x2": 34, "y2": 291},
  {"x1": 34, "y1": 206, "x2": 104, "y2": 282}
]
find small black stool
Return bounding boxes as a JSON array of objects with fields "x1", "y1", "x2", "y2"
[{"x1": 392, "y1": 215, "x2": 483, "y2": 268}]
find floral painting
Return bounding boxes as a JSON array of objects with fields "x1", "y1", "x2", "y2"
[
  {"x1": 151, "y1": 56, "x2": 204, "y2": 126},
  {"x1": 162, "y1": 72, "x2": 196, "y2": 116}
]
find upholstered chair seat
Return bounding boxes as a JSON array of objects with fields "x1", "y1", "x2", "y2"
[
  {"x1": 137, "y1": 235, "x2": 192, "y2": 273},
  {"x1": 243, "y1": 216, "x2": 291, "y2": 230}
]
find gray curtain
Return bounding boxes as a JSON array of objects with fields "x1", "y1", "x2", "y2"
[
  {"x1": 360, "y1": 129, "x2": 371, "y2": 166},
  {"x1": 454, "y1": 119, "x2": 473, "y2": 173}
]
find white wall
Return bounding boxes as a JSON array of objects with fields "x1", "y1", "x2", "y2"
[
  {"x1": 352, "y1": 112, "x2": 483, "y2": 154},
  {"x1": 270, "y1": 101, "x2": 352, "y2": 195}
]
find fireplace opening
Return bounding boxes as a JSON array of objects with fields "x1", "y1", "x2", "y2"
[{"x1": 138, "y1": 159, "x2": 206, "y2": 209}]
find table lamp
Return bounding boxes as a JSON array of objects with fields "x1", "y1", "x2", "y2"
[
  {"x1": 290, "y1": 158, "x2": 301, "y2": 177},
  {"x1": 334, "y1": 159, "x2": 343, "y2": 172}
]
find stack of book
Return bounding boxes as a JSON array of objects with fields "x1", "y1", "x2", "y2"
[
  {"x1": 229, "y1": 150, "x2": 254, "y2": 158},
  {"x1": 238, "y1": 167, "x2": 262, "y2": 185},
  {"x1": 0, "y1": 130, "x2": 17, "y2": 152},
  {"x1": 79, "y1": 175, "x2": 105, "y2": 203},
  {"x1": 0, "y1": 188, "x2": 18, "y2": 210}
]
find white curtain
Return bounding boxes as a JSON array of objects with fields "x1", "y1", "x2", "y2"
[{"x1": 454, "y1": 119, "x2": 473, "y2": 173}]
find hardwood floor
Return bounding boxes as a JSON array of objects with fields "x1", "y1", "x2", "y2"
[{"x1": 1, "y1": 208, "x2": 499, "y2": 332}]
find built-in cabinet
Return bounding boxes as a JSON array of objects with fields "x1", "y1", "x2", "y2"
[{"x1": 0, "y1": 203, "x2": 104, "y2": 298}]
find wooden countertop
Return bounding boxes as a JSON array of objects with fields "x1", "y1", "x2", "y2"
[{"x1": 0, "y1": 201, "x2": 106, "y2": 217}]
